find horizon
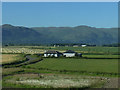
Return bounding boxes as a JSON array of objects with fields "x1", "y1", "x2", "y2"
[
  {"x1": 2, "y1": 2, "x2": 118, "y2": 28},
  {"x1": 2, "y1": 23, "x2": 118, "y2": 28}
]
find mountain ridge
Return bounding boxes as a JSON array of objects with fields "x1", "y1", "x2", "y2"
[{"x1": 2, "y1": 24, "x2": 118, "y2": 45}]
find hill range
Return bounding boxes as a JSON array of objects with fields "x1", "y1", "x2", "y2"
[{"x1": 2, "y1": 24, "x2": 118, "y2": 45}]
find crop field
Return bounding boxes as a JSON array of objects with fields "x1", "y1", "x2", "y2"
[
  {"x1": 2, "y1": 54, "x2": 21, "y2": 64},
  {"x1": 2, "y1": 46, "x2": 118, "y2": 54},
  {"x1": 1, "y1": 46, "x2": 119, "y2": 88},
  {"x1": 2, "y1": 47, "x2": 45, "y2": 54}
]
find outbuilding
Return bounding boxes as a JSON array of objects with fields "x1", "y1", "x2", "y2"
[{"x1": 63, "y1": 50, "x2": 78, "y2": 57}]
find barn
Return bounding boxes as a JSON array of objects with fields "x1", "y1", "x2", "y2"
[
  {"x1": 63, "y1": 50, "x2": 78, "y2": 57},
  {"x1": 44, "y1": 50, "x2": 63, "y2": 57}
]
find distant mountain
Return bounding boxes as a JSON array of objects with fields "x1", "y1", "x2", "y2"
[
  {"x1": 2, "y1": 24, "x2": 118, "y2": 45},
  {"x1": 2, "y1": 24, "x2": 58, "y2": 45},
  {"x1": 32, "y1": 25, "x2": 118, "y2": 45}
]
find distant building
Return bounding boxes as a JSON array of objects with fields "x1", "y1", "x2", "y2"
[
  {"x1": 81, "y1": 45, "x2": 87, "y2": 47},
  {"x1": 63, "y1": 50, "x2": 78, "y2": 57},
  {"x1": 73, "y1": 45, "x2": 79, "y2": 47},
  {"x1": 44, "y1": 50, "x2": 63, "y2": 57},
  {"x1": 53, "y1": 45, "x2": 56, "y2": 47}
]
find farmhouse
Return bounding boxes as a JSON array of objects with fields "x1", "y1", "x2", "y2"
[
  {"x1": 44, "y1": 50, "x2": 63, "y2": 57},
  {"x1": 63, "y1": 50, "x2": 78, "y2": 57}
]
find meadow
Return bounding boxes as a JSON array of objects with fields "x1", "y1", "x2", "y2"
[{"x1": 1, "y1": 46, "x2": 119, "y2": 88}]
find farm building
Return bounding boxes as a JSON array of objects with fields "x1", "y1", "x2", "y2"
[
  {"x1": 44, "y1": 50, "x2": 63, "y2": 57},
  {"x1": 63, "y1": 50, "x2": 78, "y2": 57},
  {"x1": 73, "y1": 45, "x2": 79, "y2": 47}
]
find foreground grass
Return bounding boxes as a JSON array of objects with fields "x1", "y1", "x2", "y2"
[{"x1": 2, "y1": 73, "x2": 106, "y2": 88}]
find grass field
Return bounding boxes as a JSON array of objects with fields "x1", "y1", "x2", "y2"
[
  {"x1": 26, "y1": 58, "x2": 118, "y2": 74},
  {"x1": 83, "y1": 55, "x2": 118, "y2": 58}
]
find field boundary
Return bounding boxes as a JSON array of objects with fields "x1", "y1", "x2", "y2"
[{"x1": 2, "y1": 55, "x2": 43, "y2": 68}]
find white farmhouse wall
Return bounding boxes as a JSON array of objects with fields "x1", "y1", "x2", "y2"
[
  {"x1": 63, "y1": 53, "x2": 75, "y2": 57},
  {"x1": 44, "y1": 54, "x2": 58, "y2": 57},
  {"x1": 44, "y1": 54, "x2": 47, "y2": 57},
  {"x1": 54, "y1": 54, "x2": 58, "y2": 57}
]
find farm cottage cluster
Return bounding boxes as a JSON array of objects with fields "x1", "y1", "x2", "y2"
[{"x1": 44, "y1": 50, "x2": 82, "y2": 57}]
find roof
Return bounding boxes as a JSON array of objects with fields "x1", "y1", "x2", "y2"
[
  {"x1": 44, "y1": 50, "x2": 62, "y2": 54},
  {"x1": 64, "y1": 50, "x2": 76, "y2": 53}
]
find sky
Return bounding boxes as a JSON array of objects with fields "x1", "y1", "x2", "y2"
[
  {"x1": 2, "y1": 2, "x2": 118, "y2": 28},
  {"x1": 1, "y1": 0, "x2": 120, "y2": 2}
]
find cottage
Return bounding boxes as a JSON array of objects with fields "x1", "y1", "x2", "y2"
[
  {"x1": 63, "y1": 50, "x2": 78, "y2": 57},
  {"x1": 44, "y1": 50, "x2": 63, "y2": 57}
]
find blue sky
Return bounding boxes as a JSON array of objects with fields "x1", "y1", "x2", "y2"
[{"x1": 2, "y1": 2, "x2": 118, "y2": 28}]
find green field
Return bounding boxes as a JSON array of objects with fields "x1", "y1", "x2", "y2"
[
  {"x1": 49, "y1": 46, "x2": 118, "y2": 54},
  {"x1": 2, "y1": 46, "x2": 119, "y2": 88},
  {"x1": 26, "y1": 58, "x2": 118, "y2": 74},
  {"x1": 83, "y1": 55, "x2": 118, "y2": 58}
]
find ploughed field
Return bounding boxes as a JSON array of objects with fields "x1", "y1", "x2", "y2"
[{"x1": 1, "y1": 46, "x2": 119, "y2": 88}]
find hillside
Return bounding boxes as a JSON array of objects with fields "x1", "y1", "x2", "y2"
[
  {"x1": 2, "y1": 24, "x2": 118, "y2": 45},
  {"x1": 2, "y1": 24, "x2": 59, "y2": 45},
  {"x1": 32, "y1": 25, "x2": 118, "y2": 45}
]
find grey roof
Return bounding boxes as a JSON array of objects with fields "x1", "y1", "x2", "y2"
[
  {"x1": 44, "y1": 50, "x2": 62, "y2": 54},
  {"x1": 64, "y1": 50, "x2": 76, "y2": 53}
]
